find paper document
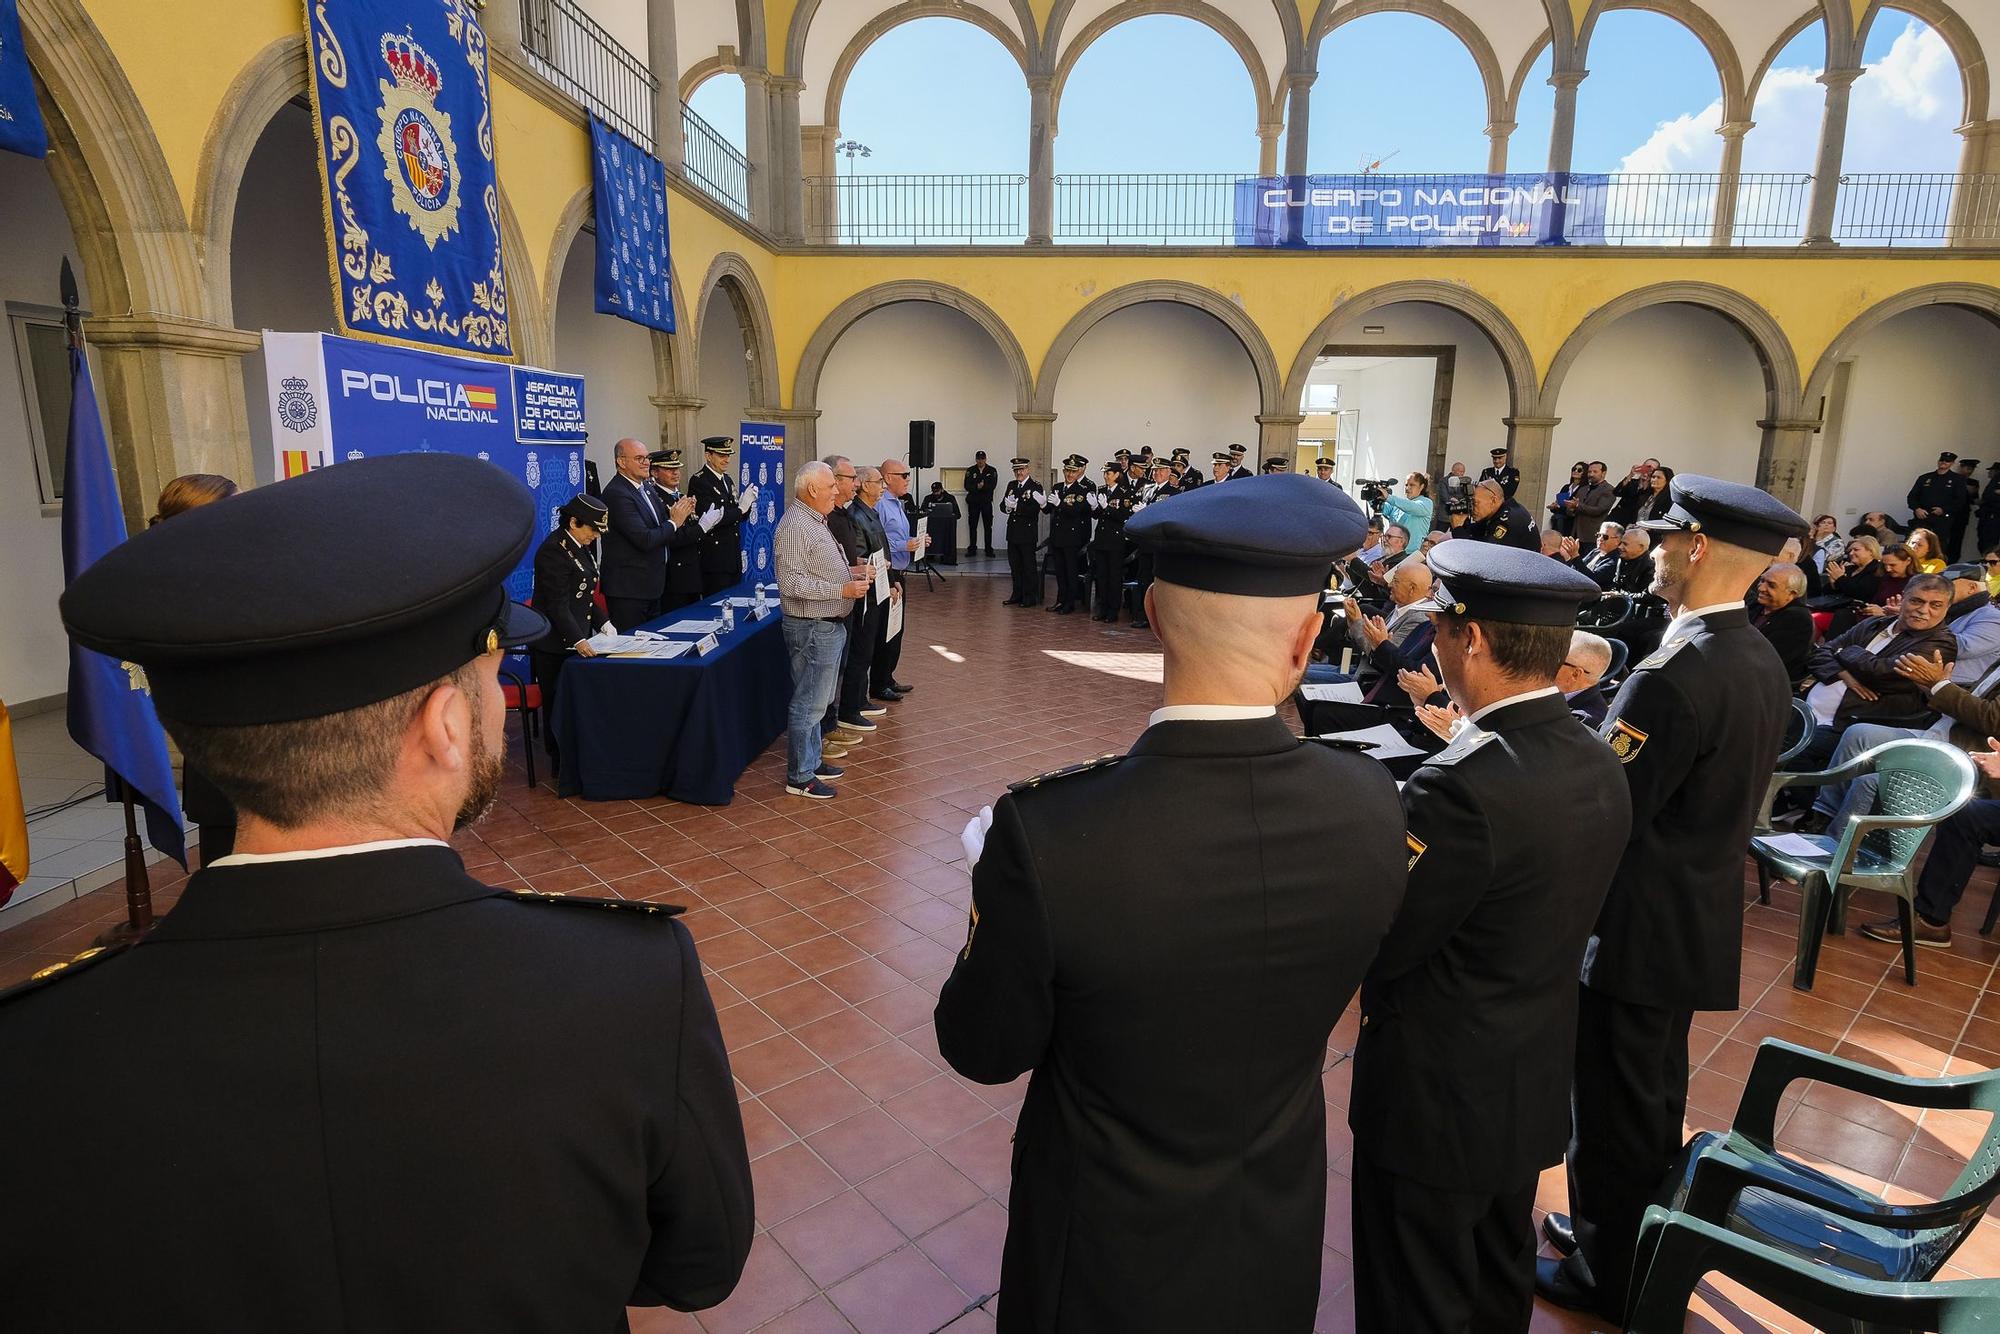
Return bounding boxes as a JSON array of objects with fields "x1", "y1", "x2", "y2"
[
  {"x1": 1300, "y1": 681, "x2": 1364, "y2": 704},
  {"x1": 872, "y1": 553, "x2": 890, "y2": 602},
  {"x1": 885, "y1": 598, "x2": 904, "y2": 643},
  {"x1": 1321, "y1": 723, "x2": 1427, "y2": 761},
  {"x1": 1758, "y1": 831, "x2": 1831, "y2": 859},
  {"x1": 585, "y1": 632, "x2": 650, "y2": 654},
  {"x1": 662, "y1": 619, "x2": 724, "y2": 634}
]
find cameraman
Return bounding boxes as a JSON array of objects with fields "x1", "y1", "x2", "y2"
[
  {"x1": 1440, "y1": 461, "x2": 1473, "y2": 521},
  {"x1": 1451, "y1": 478, "x2": 1539, "y2": 550}
]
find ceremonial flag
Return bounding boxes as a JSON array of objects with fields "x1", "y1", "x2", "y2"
[
  {"x1": 590, "y1": 117, "x2": 676, "y2": 334},
  {"x1": 0, "y1": 700, "x2": 28, "y2": 905},
  {"x1": 61, "y1": 337, "x2": 186, "y2": 869},
  {"x1": 0, "y1": 0, "x2": 48, "y2": 159},
  {"x1": 305, "y1": 0, "x2": 511, "y2": 358}
]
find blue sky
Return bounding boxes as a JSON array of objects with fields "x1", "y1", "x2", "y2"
[{"x1": 688, "y1": 9, "x2": 1965, "y2": 179}]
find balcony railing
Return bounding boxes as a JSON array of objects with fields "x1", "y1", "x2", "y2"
[
  {"x1": 519, "y1": 0, "x2": 655, "y2": 152},
  {"x1": 803, "y1": 175, "x2": 1025, "y2": 244},
  {"x1": 684, "y1": 104, "x2": 752, "y2": 221},
  {"x1": 1834, "y1": 173, "x2": 2000, "y2": 244}
]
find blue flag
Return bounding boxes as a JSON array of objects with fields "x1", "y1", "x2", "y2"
[
  {"x1": 0, "y1": 0, "x2": 48, "y2": 159},
  {"x1": 590, "y1": 117, "x2": 676, "y2": 333},
  {"x1": 62, "y1": 346, "x2": 186, "y2": 868}
]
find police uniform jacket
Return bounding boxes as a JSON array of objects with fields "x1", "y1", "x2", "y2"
[
  {"x1": 1090, "y1": 481, "x2": 1134, "y2": 550},
  {"x1": 1910, "y1": 470, "x2": 1967, "y2": 522},
  {"x1": 1478, "y1": 464, "x2": 1520, "y2": 500},
  {"x1": 530, "y1": 527, "x2": 610, "y2": 650},
  {"x1": 651, "y1": 481, "x2": 705, "y2": 603},
  {"x1": 1047, "y1": 480, "x2": 1094, "y2": 549},
  {"x1": 934, "y1": 715, "x2": 1407, "y2": 1332},
  {"x1": 1351, "y1": 693, "x2": 1630, "y2": 1193},
  {"x1": 1229, "y1": 465, "x2": 1255, "y2": 482},
  {"x1": 0, "y1": 845, "x2": 754, "y2": 1331},
  {"x1": 687, "y1": 463, "x2": 742, "y2": 581},
  {"x1": 965, "y1": 463, "x2": 998, "y2": 503},
  {"x1": 1465, "y1": 499, "x2": 1539, "y2": 550},
  {"x1": 1584, "y1": 608, "x2": 1792, "y2": 1011},
  {"x1": 1003, "y1": 478, "x2": 1047, "y2": 543},
  {"x1": 600, "y1": 473, "x2": 675, "y2": 601}
]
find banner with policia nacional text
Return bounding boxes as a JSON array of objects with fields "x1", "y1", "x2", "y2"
[
  {"x1": 738, "y1": 423, "x2": 786, "y2": 585},
  {"x1": 305, "y1": 0, "x2": 511, "y2": 358}
]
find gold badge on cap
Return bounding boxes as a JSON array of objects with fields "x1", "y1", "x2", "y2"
[{"x1": 485, "y1": 628, "x2": 500, "y2": 654}]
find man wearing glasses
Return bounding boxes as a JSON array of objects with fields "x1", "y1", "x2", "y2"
[{"x1": 871, "y1": 459, "x2": 926, "y2": 702}]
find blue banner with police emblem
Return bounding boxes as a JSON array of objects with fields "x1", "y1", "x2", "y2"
[
  {"x1": 1234, "y1": 173, "x2": 1610, "y2": 247},
  {"x1": 305, "y1": 0, "x2": 511, "y2": 358},
  {"x1": 738, "y1": 422, "x2": 786, "y2": 586},
  {"x1": 589, "y1": 117, "x2": 675, "y2": 334},
  {"x1": 0, "y1": 0, "x2": 48, "y2": 158}
]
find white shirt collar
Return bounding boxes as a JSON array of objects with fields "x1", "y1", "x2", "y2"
[
  {"x1": 209, "y1": 837, "x2": 449, "y2": 868},
  {"x1": 1468, "y1": 685, "x2": 1561, "y2": 725},
  {"x1": 1664, "y1": 599, "x2": 1745, "y2": 646},
  {"x1": 1148, "y1": 704, "x2": 1278, "y2": 726}
]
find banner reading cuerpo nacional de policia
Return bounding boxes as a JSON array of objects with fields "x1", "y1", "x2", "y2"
[
  {"x1": 263, "y1": 330, "x2": 585, "y2": 605},
  {"x1": 1235, "y1": 174, "x2": 1611, "y2": 247},
  {"x1": 738, "y1": 422, "x2": 787, "y2": 585},
  {"x1": 305, "y1": 0, "x2": 511, "y2": 358}
]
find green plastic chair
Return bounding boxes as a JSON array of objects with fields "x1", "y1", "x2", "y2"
[{"x1": 1750, "y1": 738, "x2": 1977, "y2": 989}]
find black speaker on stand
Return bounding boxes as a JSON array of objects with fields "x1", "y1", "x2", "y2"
[{"x1": 907, "y1": 420, "x2": 946, "y2": 588}]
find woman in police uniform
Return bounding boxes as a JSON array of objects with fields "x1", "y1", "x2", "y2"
[{"x1": 529, "y1": 494, "x2": 613, "y2": 767}]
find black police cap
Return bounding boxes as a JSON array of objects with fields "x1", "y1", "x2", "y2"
[
  {"x1": 1940, "y1": 451, "x2": 1959, "y2": 463},
  {"x1": 1127, "y1": 473, "x2": 1367, "y2": 597},
  {"x1": 702, "y1": 436, "x2": 735, "y2": 455},
  {"x1": 648, "y1": 448, "x2": 682, "y2": 468},
  {"x1": 1410, "y1": 539, "x2": 1603, "y2": 626},
  {"x1": 1633, "y1": 474, "x2": 1808, "y2": 557},
  {"x1": 561, "y1": 493, "x2": 610, "y2": 529},
  {"x1": 60, "y1": 454, "x2": 547, "y2": 727}
]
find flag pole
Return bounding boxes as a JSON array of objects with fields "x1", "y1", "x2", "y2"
[{"x1": 64, "y1": 259, "x2": 156, "y2": 942}]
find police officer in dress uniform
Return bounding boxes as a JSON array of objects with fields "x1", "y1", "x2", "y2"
[
  {"x1": 965, "y1": 450, "x2": 1000, "y2": 558},
  {"x1": 688, "y1": 435, "x2": 756, "y2": 595},
  {"x1": 1046, "y1": 454, "x2": 1093, "y2": 615},
  {"x1": 934, "y1": 474, "x2": 1408, "y2": 1333},
  {"x1": 1227, "y1": 443, "x2": 1255, "y2": 482},
  {"x1": 1349, "y1": 541, "x2": 1631, "y2": 1334},
  {"x1": 1537, "y1": 475, "x2": 1807, "y2": 1322},
  {"x1": 530, "y1": 493, "x2": 613, "y2": 767},
  {"x1": 1089, "y1": 461, "x2": 1133, "y2": 622},
  {"x1": 1908, "y1": 450, "x2": 1963, "y2": 547},
  {"x1": 1456, "y1": 478, "x2": 1540, "y2": 551},
  {"x1": 1211, "y1": 450, "x2": 1235, "y2": 486},
  {"x1": 1315, "y1": 456, "x2": 1343, "y2": 489},
  {"x1": 1480, "y1": 446, "x2": 1521, "y2": 501},
  {"x1": 1001, "y1": 457, "x2": 1049, "y2": 608},
  {"x1": 1951, "y1": 456, "x2": 1981, "y2": 560},
  {"x1": 1173, "y1": 447, "x2": 1202, "y2": 491},
  {"x1": 600, "y1": 437, "x2": 680, "y2": 630},
  {"x1": 648, "y1": 449, "x2": 704, "y2": 611},
  {"x1": 4, "y1": 454, "x2": 753, "y2": 1329}
]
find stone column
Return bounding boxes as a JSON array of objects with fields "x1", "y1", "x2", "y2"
[
  {"x1": 644, "y1": 0, "x2": 683, "y2": 170},
  {"x1": 650, "y1": 392, "x2": 703, "y2": 454},
  {"x1": 801, "y1": 125, "x2": 837, "y2": 243},
  {"x1": 1013, "y1": 411, "x2": 1055, "y2": 475},
  {"x1": 1545, "y1": 71, "x2": 1585, "y2": 174},
  {"x1": 1483, "y1": 120, "x2": 1515, "y2": 177},
  {"x1": 1028, "y1": 74, "x2": 1055, "y2": 245},
  {"x1": 1256, "y1": 413, "x2": 1302, "y2": 462},
  {"x1": 1282, "y1": 72, "x2": 1314, "y2": 177},
  {"x1": 86, "y1": 316, "x2": 262, "y2": 526},
  {"x1": 1257, "y1": 121, "x2": 1282, "y2": 177},
  {"x1": 1803, "y1": 67, "x2": 1862, "y2": 247},
  {"x1": 480, "y1": 0, "x2": 522, "y2": 63},
  {"x1": 1502, "y1": 416, "x2": 1560, "y2": 515},
  {"x1": 742, "y1": 69, "x2": 774, "y2": 230},
  {"x1": 769, "y1": 77, "x2": 805, "y2": 242},
  {"x1": 1709, "y1": 120, "x2": 1753, "y2": 246},
  {"x1": 1757, "y1": 419, "x2": 1820, "y2": 510},
  {"x1": 1950, "y1": 119, "x2": 2000, "y2": 247}
]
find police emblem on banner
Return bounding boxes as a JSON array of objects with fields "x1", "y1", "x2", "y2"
[
  {"x1": 588, "y1": 117, "x2": 675, "y2": 335},
  {"x1": 277, "y1": 377, "x2": 319, "y2": 433},
  {"x1": 376, "y1": 33, "x2": 460, "y2": 249},
  {"x1": 765, "y1": 500, "x2": 776, "y2": 525},
  {"x1": 524, "y1": 451, "x2": 540, "y2": 487},
  {"x1": 476, "y1": 450, "x2": 490, "y2": 461},
  {"x1": 568, "y1": 452, "x2": 582, "y2": 486},
  {"x1": 757, "y1": 548, "x2": 768, "y2": 572},
  {"x1": 346, "y1": 448, "x2": 366, "y2": 461}
]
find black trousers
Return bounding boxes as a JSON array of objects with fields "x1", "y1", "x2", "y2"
[
  {"x1": 1090, "y1": 546, "x2": 1125, "y2": 619},
  {"x1": 1007, "y1": 538, "x2": 1040, "y2": 604},
  {"x1": 966, "y1": 499, "x2": 993, "y2": 552},
  {"x1": 1914, "y1": 797, "x2": 2000, "y2": 924},
  {"x1": 1350, "y1": 1152, "x2": 1537, "y2": 1334},
  {"x1": 529, "y1": 649, "x2": 569, "y2": 760},
  {"x1": 1567, "y1": 985, "x2": 1694, "y2": 1317},
  {"x1": 839, "y1": 598, "x2": 884, "y2": 721},
  {"x1": 871, "y1": 573, "x2": 904, "y2": 692},
  {"x1": 604, "y1": 595, "x2": 658, "y2": 631},
  {"x1": 1051, "y1": 544, "x2": 1082, "y2": 608}
]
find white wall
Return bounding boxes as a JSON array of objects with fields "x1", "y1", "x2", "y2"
[
  {"x1": 552, "y1": 229, "x2": 660, "y2": 481},
  {"x1": 696, "y1": 287, "x2": 752, "y2": 442},
  {"x1": 1809, "y1": 306, "x2": 2000, "y2": 525},
  {"x1": 0, "y1": 151, "x2": 88, "y2": 707},
  {"x1": 232, "y1": 104, "x2": 336, "y2": 488},
  {"x1": 815, "y1": 301, "x2": 1018, "y2": 469},
  {"x1": 1546, "y1": 304, "x2": 1767, "y2": 505},
  {"x1": 1334, "y1": 357, "x2": 1437, "y2": 483},
  {"x1": 1052, "y1": 302, "x2": 1260, "y2": 466}
]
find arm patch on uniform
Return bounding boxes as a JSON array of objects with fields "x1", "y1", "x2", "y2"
[
  {"x1": 1406, "y1": 833, "x2": 1427, "y2": 871},
  {"x1": 960, "y1": 901, "x2": 980, "y2": 960},
  {"x1": 1606, "y1": 718, "x2": 1650, "y2": 763}
]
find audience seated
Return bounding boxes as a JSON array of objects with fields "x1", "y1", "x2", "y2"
[
  {"x1": 1906, "y1": 526, "x2": 1949, "y2": 575},
  {"x1": 1309, "y1": 561, "x2": 1437, "y2": 704},
  {"x1": 1590, "y1": 528, "x2": 1655, "y2": 595},
  {"x1": 1559, "y1": 632, "x2": 1614, "y2": 727},
  {"x1": 1750, "y1": 562, "x2": 1816, "y2": 679},
  {"x1": 1793, "y1": 574, "x2": 1957, "y2": 772},
  {"x1": 1560, "y1": 522, "x2": 1623, "y2": 580},
  {"x1": 1823, "y1": 534, "x2": 1885, "y2": 606},
  {"x1": 1941, "y1": 562, "x2": 2000, "y2": 684}
]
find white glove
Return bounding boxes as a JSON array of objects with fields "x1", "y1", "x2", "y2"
[
  {"x1": 1133, "y1": 501, "x2": 1148, "y2": 512},
  {"x1": 605, "y1": 625, "x2": 619, "y2": 636},
  {"x1": 960, "y1": 805, "x2": 994, "y2": 869},
  {"x1": 738, "y1": 485, "x2": 757, "y2": 514},
  {"x1": 698, "y1": 507, "x2": 724, "y2": 532},
  {"x1": 1001, "y1": 495, "x2": 1015, "y2": 513},
  {"x1": 1088, "y1": 491, "x2": 1103, "y2": 510}
]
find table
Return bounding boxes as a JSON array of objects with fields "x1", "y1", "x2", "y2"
[{"x1": 551, "y1": 583, "x2": 792, "y2": 804}]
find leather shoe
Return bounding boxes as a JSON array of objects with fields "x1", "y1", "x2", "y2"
[
  {"x1": 1534, "y1": 1256, "x2": 1608, "y2": 1316},
  {"x1": 889, "y1": 681, "x2": 915, "y2": 694},
  {"x1": 1002, "y1": 597, "x2": 1022, "y2": 607},
  {"x1": 1541, "y1": 1212, "x2": 1577, "y2": 1257},
  {"x1": 1860, "y1": 915, "x2": 1952, "y2": 948}
]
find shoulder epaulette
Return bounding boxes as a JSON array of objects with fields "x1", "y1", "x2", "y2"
[
  {"x1": 1301, "y1": 735, "x2": 1372, "y2": 751},
  {"x1": 1424, "y1": 727, "x2": 1497, "y2": 768},
  {"x1": 499, "y1": 891, "x2": 685, "y2": 917},
  {"x1": 0, "y1": 939, "x2": 134, "y2": 1006},
  {"x1": 1632, "y1": 637, "x2": 1693, "y2": 672},
  {"x1": 1008, "y1": 753, "x2": 1122, "y2": 793}
]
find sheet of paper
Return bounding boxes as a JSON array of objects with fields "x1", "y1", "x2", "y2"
[
  {"x1": 885, "y1": 597, "x2": 904, "y2": 642},
  {"x1": 662, "y1": 619, "x2": 724, "y2": 634},
  {"x1": 873, "y1": 553, "x2": 890, "y2": 602},
  {"x1": 586, "y1": 632, "x2": 650, "y2": 654},
  {"x1": 1758, "y1": 831, "x2": 1830, "y2": 859},
  {"x1": 1321, "y1": 723, "x2": 1427, "y2": 761},
  {"x1": 1299, "y1": 681, "x2": 1364, "y2": 704}
]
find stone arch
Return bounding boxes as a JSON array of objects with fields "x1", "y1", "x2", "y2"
[
  {"x1": 786, "y1": 0, "x2": 1039, "y2": 78},
  {"x1": 679, "y1": 55, "x2": 740, "y2": 104},
  {"x1": 191, "y1": 35, "x2": 308, "y2": 323},
  {"x1": 1311, "y1": 0, "x2": 1509, "y2": 125},
  {"x1": 494, "y1": 185, "x2": 546, "y2": 368},
  {"x1": 694, "y1": 253, "x2": 781, "y2": 411},
  {"x1": 1855, "y1": 0, "x2": 1988, "y2": 122},
  {"x1": 793, "y1": 280, "x2": 1034, "y2": 416},
  {"x1": 1506, "y1": 33, "x2": 1554, "y2": 125},
  {"x1": 735, "y1": 0, "x2": 770, "y2": 69},
  {"x1": 1047, "y1": 0, "x2": 1298, "y2": 68},
  {"x1": 1281, "y1": 282, "x2": 1540, "y2": 419},
  {"x1": 1801, "y1": 283, "x2": 2000, "y2": 416},
  {"x1": 1541, "y1": 282, "x2": 1803, "y2": 424},
  {"x1": 1577, "y1": 0, "x2": 1750, "y2": 121},
  {"x1": 824, "y1": 3, "x2": 1032, "y2": 130},
  {"x1": 1747, "y1": 8, "x2": 1836, "y2": 110},
  {"x1": 1032, "y1": 281, "x2": 1282, "y2": 416},
  {"x1": 1050, "y1": 2, "x2": 1278, "y2": 128}
]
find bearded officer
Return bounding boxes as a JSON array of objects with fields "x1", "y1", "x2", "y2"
[
  {"x1": 1000, "y1": 457, "x2": 1048, "y2": 608},
  {"x1": 688, "y1": 435, "x2": 756, "y2": 594},
  {"x1": 5, "y1": 453, "x2": 752, "y2": 1329},
  {"x1": 529, "y1": 492, "x2": 613, "y2": 771},
  {"x1": 1227, "y1": 443, "x2": 1254, "y2": 481},
  {"x1": 1538, "y1": 475, "x2": 1806, "y2": 1321},
  {"x1": 935, "y1": 474, "x2": 1408, "y2": 1333},
  {"x1": 1349, "y1": 541, "x2": 1630, "y2": 1334}
]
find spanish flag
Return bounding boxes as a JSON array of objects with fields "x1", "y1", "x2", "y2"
[
  {"x1": 0, "y1": 700, "x2": 29, "y2": 905},
  {"x1": 464, "y1": 384, "x2": 498, "y2": 410}
]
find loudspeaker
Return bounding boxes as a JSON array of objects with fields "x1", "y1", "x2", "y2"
[{"x1": 908, "y1": 420, "x2": 936, "y2": 469}]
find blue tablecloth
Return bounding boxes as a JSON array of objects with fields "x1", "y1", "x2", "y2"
[{"x1": 551, "y1": 582, "x2": 791, "y2": 804}]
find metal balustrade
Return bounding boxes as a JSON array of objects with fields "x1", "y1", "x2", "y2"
[
  {"x1": 1835, "y1": 173, "x2": 2000, "y2": 246},
  {"x1": 802, "y1": 175, "x2": 1026, "y2": 243},
  {"x1": 683, "y1": 104, "x2": 752, "y2": 221},
  {"x1": 518, "y1": 0, "x2": 655, "y2": 152}
]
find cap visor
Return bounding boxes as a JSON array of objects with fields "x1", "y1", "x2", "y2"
[
  {"x1": 497, "y1": 600, "x2": 550, "y2": 649},
  {"x1": 1401, "y1": 593, "x2": 1449, "y2": 615}
]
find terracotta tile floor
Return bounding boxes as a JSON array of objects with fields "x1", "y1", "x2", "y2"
[{"x1": 5, "y1": 570, "x2": 1999, "y2": 1332}]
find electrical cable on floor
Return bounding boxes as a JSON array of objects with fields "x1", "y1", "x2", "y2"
[{"x1": 24, "y1": 784, "x2": 106, "y2": 824}]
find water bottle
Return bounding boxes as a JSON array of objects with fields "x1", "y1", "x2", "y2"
[{"x1": 721, "y1": 603, "x2": 735, "y2": 634}]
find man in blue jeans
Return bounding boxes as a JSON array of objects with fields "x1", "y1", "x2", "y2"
[{"x1": 775, "y1": 461, "x2": 871, "y2": 799}]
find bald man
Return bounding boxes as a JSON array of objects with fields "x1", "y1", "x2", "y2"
[{"x1": 601, "y1": 437, "x2": 681, "y2": 628}]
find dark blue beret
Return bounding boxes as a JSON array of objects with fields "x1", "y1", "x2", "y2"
[
  {"x1": 1412, "y1": 539, "x2": 1604, "y2": 626},
  {"x1": 60, "y1": 453, "x2": 547, "y2": 726},
  {"x1": 1634, "y1": 474, "x2": 1807, "y2": 556},
  {"x1": 1126, "y1": 473, "x2": 1368, "y2": 596}
]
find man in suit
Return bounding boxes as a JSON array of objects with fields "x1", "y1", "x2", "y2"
[
  {"x1": 687, "y1": 436, "x2": 755, "y2": 595},
  {"x1": 964, "y1": 450, "x2": 999, "y2": 558},
  {"x1": 1045, "y1": 454, "x2": 1094, "y2": 615},
  {"x1": 1589, "y1": 526, "x2": 1656, "y2": 595},
  {"x1": 935, "y1": 474, "x2": 1407, "y2": 1332},
  {"x1": 1539, "y1": 475, "x2": 1807, "y2": 1322},
  {"x1": 1351, "y1": 541, "x2": 1629, "y2": 1334},
  {"x1": 999, "y1": 457, "x2": 1048, "y2": 608},
  {"x1": 1750, "y1": 561, "x2": 1816, "y2": 679},
  {"x1": 529, "y1": 493, "x2": 613, "y2": 767},
  {"x1": 14, "y1": 454, "x2": 753, "y2": 1327},
  {"x1": 1478, "y1": 446, "x2": 1520, "y2": 501},
  {"x1": 648, "y1": 449, "x2": 705, "y2": 612},
  {"x1": 600, "y1": 437, "x2": 691, "y2": 629}
]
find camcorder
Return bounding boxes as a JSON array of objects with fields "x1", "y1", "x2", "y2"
[
  {"x1": 1441, "y1": 473, "x2": 1474, "y2": 516},
  {"x1": 1355, "y1": 479, "x2": 1398, "y2": 512}
]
